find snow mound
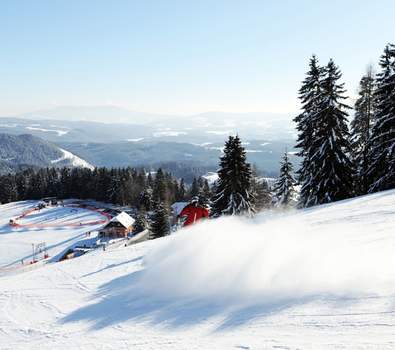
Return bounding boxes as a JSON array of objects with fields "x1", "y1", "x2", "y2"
[{"x1": 140, "y1": 190, "x2": 395, "y2": 305}]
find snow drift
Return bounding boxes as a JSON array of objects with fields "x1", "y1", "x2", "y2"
[{"x1": 140, "y1": 190, "x2": 395, "y2": 305}]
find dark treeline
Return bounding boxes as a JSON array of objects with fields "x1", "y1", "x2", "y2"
[
  {"x1": 0, "y1": 137, "x2": 273, "y2": 234},
  {"x1": 0, "y1": 166, "x2": 211, "y2": 208}
]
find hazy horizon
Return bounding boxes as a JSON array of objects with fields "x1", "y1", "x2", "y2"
[{"x1": 0, "y1": 105, "x2": 297, "y2": 127}]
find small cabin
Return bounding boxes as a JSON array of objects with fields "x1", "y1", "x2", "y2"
[{"x1": 98, "y1": 212, "x2": 135, "y2": 239}]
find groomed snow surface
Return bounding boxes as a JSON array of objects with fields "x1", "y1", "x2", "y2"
[
  {"x1": 0, "y1": 202, "x2": 105, "y2": 269},
  {"x1": 1, "y1": 190, "x2": 395, "y2": 349}
]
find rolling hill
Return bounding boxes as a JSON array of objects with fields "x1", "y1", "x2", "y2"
[{"x1": 0, "y1": 133, "x2": 93, "y2": 175}]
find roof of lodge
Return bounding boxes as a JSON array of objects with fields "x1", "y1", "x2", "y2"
[{"x1": 107, "y1": 211, "x2": 135, "y2": 228}]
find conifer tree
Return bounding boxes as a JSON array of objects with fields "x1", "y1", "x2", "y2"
[
  {"x1": 273, "y1": 151, "x2": 296, "y2": 207},
  {"x1": 139, "y1": 186, "x2": 153, "y2": 211},
  {"x1": 133, "y1": 211, "x2": 148, "y2": 233},
  {"x1": 309, "y1": 59, "x2": 354, "y2": 204},
  {"x1": 153, "y1": 168, "x2": 168, "y2": 204},
  {"x1": 0, "y1": 175, "x2": 18, "y2": 203},
  {"x1": 367, "y1": 44, "x2": 395, "y2": 192},
  {"x1": 150, "y1": 202, "x2": 170, "y2": 239},
  {"x1": 16, "y1": 171, "x2": 30, "y2": 199},
  {"x1": 211, "y1": 135, "x2": 254, "y2": 216},
  {"x1": 350, "y1": 66, "x2": 376, "y2": 194},
  {"x1": 29, "y1": 170, "x2": 46, "y2": 199},
  {"x1": 147, "y1": 172, "x2": 154, "y2": 188},
  {"x1": 190, "y1": 177, "x2": 200, "y2": 198},
  {"x1": 199, "y1": 179, "x2": 212, "y2": 206},
  {"x1": 175, "y1": 178, "x2": 186, "y2": 201},
  {"x1": 107, "y1": 170, "x2": 122, "y2": 204},
  {"x1": 294, "y1": 55, "x2": 325, "y2": 207}
]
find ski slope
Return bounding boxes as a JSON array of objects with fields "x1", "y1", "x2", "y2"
[
  {"x1": 0, "y1": 190, "x2": 395, "y2": 349},
  {"x1": 51, "y1": 148, "x2": 94, "y2": 170},
  {"x1": 0, "y1": 201, "x2": 106, "y2": 268}
]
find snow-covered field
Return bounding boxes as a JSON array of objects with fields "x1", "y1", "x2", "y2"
[{"x1": 1, "y1": 190, "x2": 395, "y2": 349}]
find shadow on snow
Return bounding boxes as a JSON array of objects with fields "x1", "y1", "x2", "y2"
[{"x1": 60, "y1": 268, "x2": 331, "y2": 332}]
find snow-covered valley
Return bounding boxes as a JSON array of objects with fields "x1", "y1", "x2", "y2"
[{"x1": 1, "y1": 190, "x2": 395, "y2": 349}]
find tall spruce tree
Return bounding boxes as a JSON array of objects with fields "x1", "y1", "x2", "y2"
[
  {"x1": 273, "y1": 151, "x2": 296, "y2": 207},
  {"x1": 367, "y1": 44, "x2": 395, "y2": 192},
  {"x1": 199, "y1": 178, "x2": 212, "y2": 206},
  {"x1": 153, "y1": 168, "x2": 168, "y2": 204},
  {"x1": 139, "y1": 186, "x2": 153, "y2": 211},
  {"x1": 350, "y1": 66, "x2": 376, "y2": 194},
  {"x1": 294, "y1": 55, "x2": 325, "y2": 207},
  {"x1": 309, "y1": 59, "x2": 354, "y2": 204},
  {"x1": 133, "y1": 210, "x2": 148, "y2": 234},
  {"x1": 190, "y1": 177, "x2": 200, "y2": 198},
  {"x1": 150, "y1": 202, "x2": 170, "y2": 239},
  {"x1": 176, "y1": 178, "x2": 186, "y2": 201},
  {"x1": 211, "y1": 135, "x2": 254, "y2": 216}
]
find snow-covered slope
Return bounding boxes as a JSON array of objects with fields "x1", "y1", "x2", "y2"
[
  {"x1": 51, "y1": 148, "x2": 94, "y2": 170},
  {"x1": 0, "y1": 133, "x2": 94, "y2": 174},
  {"x1": 1, "y1": 190, "x2": 395, "y2": 349},
  {"x1": 0, "y1": 202, "x2": 106, "y2": 268}
]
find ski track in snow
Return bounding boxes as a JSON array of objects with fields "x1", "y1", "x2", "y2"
[{"x1": 0, "y1": 191, "x2": 395, "y2": 349}]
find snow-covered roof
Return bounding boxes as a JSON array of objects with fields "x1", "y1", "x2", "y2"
[
  {"x1": 109, "y1": 211, "x2": 135, "y2": 228},
  {"x1": 171, "y1": 202, "x2": 189, "y2": 216}
]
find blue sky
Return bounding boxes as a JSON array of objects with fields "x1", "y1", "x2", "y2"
[{"x1": 0, "y1": 0, "x2": 394, "y2": 116}]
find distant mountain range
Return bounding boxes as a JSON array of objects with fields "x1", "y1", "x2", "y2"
[
  {"x1": 15, "y1": 105, "x2": 173, "y2": 124},
  {"x1": 0, "y1": 106, "x2": 299, "y2": 177},
  {"x1": 0, "y1": 133, "x2": 93, "y2": 175},
  {"x1": 9, "y1": 105, "x2": 294, "y2": 126},
  {"x1": 2, "y1": 106, "x2": 296, "y2": 142}
]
